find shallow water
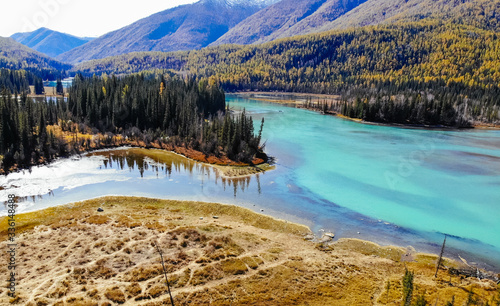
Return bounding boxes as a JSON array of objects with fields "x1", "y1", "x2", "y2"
[{"x1": 1, "y1": 94, "x2": 500, "y2": 270}]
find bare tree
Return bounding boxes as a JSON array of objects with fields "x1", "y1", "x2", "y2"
[
  {"x1": 154, "y1": 242, "x2": 175, "y2": 306},
  {"x1": 435, "y1": 235, "x2": 447, "y2": 278}
]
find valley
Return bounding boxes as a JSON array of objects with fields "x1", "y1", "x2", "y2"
[{"x1": 1, "y1": 0, "x2": 500, "y2": 304}]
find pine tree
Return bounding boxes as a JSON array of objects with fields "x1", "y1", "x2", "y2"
[
  {"x1": 56, "y1": 78, "x2": 64, "y2": 95},
  {"x1": 402, "y1": 269, "x2": 414, "y2": 306}
]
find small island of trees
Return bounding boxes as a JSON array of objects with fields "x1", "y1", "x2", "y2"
[{"x1": 0, "y1": 71, "x2": 266, "y2": 174}]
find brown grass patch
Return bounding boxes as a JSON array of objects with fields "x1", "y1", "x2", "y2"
[
  {"x1": 2, "y1": 196, "x2": 498, "y2": 306},
  {"x1": 84, "y1": 215, "x2": 111, "y2": 225},
  {"x1": 241, "y1": 256, "x2": 264, "y2": 269},
  {"x1": 334, "y1": 238, "x2": 405, "y2": 261},
  {"x1": 191, "y1": 265, "x2": 224, "y2": 286},
  {"x1": 220, "y1": 258, "x2": 248, "y2": 275},
  {"x1": 126, "y1": 264, "x2": 163, "y2": 282},
  {"x1": 105, "y1": 288, "x2": 126, "y2": 304},
  {"x1": 125, "y1": 283, "x2": 142, "y2": 297},
  {"x1": 147, "y1": 285, "x2": 166, "y2": 298}
]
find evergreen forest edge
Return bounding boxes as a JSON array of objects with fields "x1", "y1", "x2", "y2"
[{"x1": 0, "y1": 72, "x2": 265, "y2": 173}]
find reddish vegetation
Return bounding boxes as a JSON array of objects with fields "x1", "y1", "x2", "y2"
[
  {"x1": 173, "y1": 146, "x2": 261, "y2": 166},
  {"x1": 62, "y1": 127, "x2": 266, "y2": 167}
]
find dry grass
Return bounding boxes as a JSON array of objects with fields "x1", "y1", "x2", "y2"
[
  {"x1": 220, "y1": 258, "x2": 248, "y2": 275},
  {"x1": 0, "y1": 196, "x2": 498, "y2": 305},
  {"x1": 105, "y1": 288, "x2": 126, "y2": 304}
]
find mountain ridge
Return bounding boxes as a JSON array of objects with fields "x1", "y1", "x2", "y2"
[
  {"x1": 56, "y1": 0, "x2": 279, "y2": 64},
  {"x1": 212, "y1": 0, "x2": 369, "y2": 46},
  {"x1": 213, "y1": 0, "x2": 500, "y2": 45},
  {"x1": 11, "y1": 27, "x2": 94, "y2": 58}
]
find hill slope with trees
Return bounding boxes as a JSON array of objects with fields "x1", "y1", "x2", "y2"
[
  {"x1": 75, "y1": 20, "x2": 500, "y2": 127},
  {"x1": 213, "y1": 0, "x2": 500, "y2": 45},
  {"x1": 0, "y1": 37, "x2": 71, "y2": 80}
]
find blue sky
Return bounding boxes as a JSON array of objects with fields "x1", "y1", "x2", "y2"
[{"x1": 0, "y1": 0, "x2": 197, "y2": 38}]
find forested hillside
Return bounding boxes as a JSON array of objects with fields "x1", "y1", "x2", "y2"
[
  {"x1": 320, "y1": 0, "x2": 500, "y2": 32},
  {"x1": 75, "y1": 20, "x2": 500, "y2": 126},
  {"x1": 0, "y1": 37, "x2": 71, "y2": 80},
  {"x1": 0, "y1": 72, "x2": 265, "y2": 173},
  {"x1": 0, "y1": 69, "x2": 40, "y2": 94},
  {"x1": 212, "y1": 0, "x2": 500, "y2": 45}
]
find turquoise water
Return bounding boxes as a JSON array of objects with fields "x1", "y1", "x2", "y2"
[
  {"x1": 227, "y1": 95, "x2": 500, "y2": 266},
  {"x1": 43, "y1": 78, "x2": 73, "y2": 88},
  {"x1": 1, "y1": 94, "x2": 499, "y2": 269}
]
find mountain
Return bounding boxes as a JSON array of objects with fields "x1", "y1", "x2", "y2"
[
  {"x1": 212, "y1": 0, "x2": 370, "y2": 46},
  {"x1": 310, "y1": 0, "x2": 500, "y2": 32},
  {"x1": 213, "y1": 0, "x2": 500, "y2": 45},
  {"x1": 0, "y1": 37, "x2": 72, "y2": 72},
  {"x1": 11, "y1": 27, "x2": 94, "y2": 58},
  {"x1": 57, "y1": 0, "x2": 278, "y2": 64}
]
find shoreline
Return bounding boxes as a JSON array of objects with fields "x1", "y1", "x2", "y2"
[
  {"x1": 4, "y1": 195, "x2": 499, "y2": 275},
  {"x1": 157, "y1": 148, "x2": 275, "y2": 180},
  {"x1": 229, "y1": 91, "x2": 500, "y2": 130},
  {"x1": 1, "y1": 196, "x2": 498, "y2": 305},
  {"x1": 1, "y1": 141, "x2": 271, "y2": 178}
]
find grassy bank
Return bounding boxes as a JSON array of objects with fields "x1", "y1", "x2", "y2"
[{"x1": 1, "y1": 197, "x2": 498, "y2": 305}]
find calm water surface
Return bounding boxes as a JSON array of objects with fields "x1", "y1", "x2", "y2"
[{"x1": 1, "y1": 95, "x2": 499, "y2": 270}]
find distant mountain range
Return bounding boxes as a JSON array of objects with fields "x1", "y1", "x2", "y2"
[
  {"x1": 56, "y1": 0, "x2": 279, "y2": 64},
  {"x1": 11, "y1": 28, "x2": 94, "y2": 58},
  {"x1": 3, "y1": 0, "x2": 499, "y2": 67}
]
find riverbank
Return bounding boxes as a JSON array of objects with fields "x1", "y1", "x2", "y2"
[
  {"x1": 28, "y1": 86, "x2": 68, "y2": 97},
  {"x1": 0, "y1": 196, "x2": 498, "y2": 305},
  {"x1": 231, "y1": 91, "x2": 340, "y2": 106},
  {"x1": 1, "y1": 125, "x2": 269, "y2": 178},
  {"x1": 231, "y1": 92, "x2": 500, "y2": 130},
  {"x1": 90, "y1": 147, "x2": 274, "y2": 180}
]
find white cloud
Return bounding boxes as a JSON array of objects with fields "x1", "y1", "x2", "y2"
[{"x1": 0, "y1": 0, "x2": 198, "y2": 38}]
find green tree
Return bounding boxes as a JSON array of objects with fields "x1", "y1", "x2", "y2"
[
  {"x1": 56, "y1": 78, "x2": 64, "y2": 95},
  {"x1": 402, "y1": 269, "x2": 414, "y2": 306},
  {"x1": 414, "y1": 291, "x2": 428, "y2": 306}
]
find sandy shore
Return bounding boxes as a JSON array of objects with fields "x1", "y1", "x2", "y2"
[{"x1": 1, "y1": 196, "x2": 498, "y2": 305}]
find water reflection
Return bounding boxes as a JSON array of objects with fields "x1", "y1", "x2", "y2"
[
  {"x1": 31, "y1": 96, "x2": 67, "y2": 103},
  {"x1": 0, "y1": 147, "x2": 263, "y2": 211},
  {"x1": 91, "y1": 148, "x2": 260, "y2": 197}
]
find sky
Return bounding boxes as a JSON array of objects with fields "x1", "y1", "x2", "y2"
[{"x1": 0, "y1": 0, "x2": 198, "y2": 38}]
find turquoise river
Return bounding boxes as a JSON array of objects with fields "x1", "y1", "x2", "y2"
[{"x1": 1, "y1": 94, "x2": 500, "y2": 270}]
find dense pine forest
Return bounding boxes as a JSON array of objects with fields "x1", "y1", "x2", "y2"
[
  {"x1": 76, "y1": 20, "x2": 500, "y2": 127},
  {"x1": 0, "y1": 69, "x2": 32, "y2": 94},
  {"x1": 0, "y1": 71, "x2": 265, "y2": 173}
]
